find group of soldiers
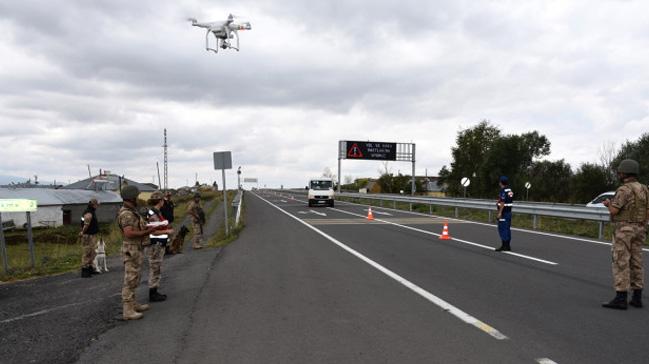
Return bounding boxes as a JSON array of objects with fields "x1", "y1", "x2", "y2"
[
  {"x1": 79, "y1": 188, "x2": 207, "y2": 320},
  {"x1": 496, "y1": 159, "x2": 649, "y2": 310}
]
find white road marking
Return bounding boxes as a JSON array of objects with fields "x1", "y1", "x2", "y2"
[
  {"x1": 280, "y1": 200, "x2": 288, "y2": 203},
  {"x1": 332, "y1": 198, "x2": 647, "y2": 252},
  {"x1": 0, "y1": 293, "x2": 121, "y2": 324},
  {"x1": 364, "y1": 208, "x2": 392, "y2": 216},
  {"x1": 328, "y1": 207, "x2": 558, "y2": 266},
  {"x1": 536, "y1": 358, "x2": 559, "y2": 364},
  {"x1": 309, "y1": 209, "x2": 327, "y2": 217},
  {"x1": 253, "y1": 192, "x2": 508, "y2": 340}
]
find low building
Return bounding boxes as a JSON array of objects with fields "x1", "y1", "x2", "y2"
[
  {"x1": 63, "y1": 172, "x2": 157, "y2": 200},
  {"x1": 0, "y1": 188, "x2": 122, "y2": 228}
]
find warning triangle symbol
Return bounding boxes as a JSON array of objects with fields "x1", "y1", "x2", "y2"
[{"x1": 347, "y1": 143, "x2": 363, "y2": 158}]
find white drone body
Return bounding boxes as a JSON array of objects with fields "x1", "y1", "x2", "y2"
[{"x1": 188, "y1": 14, "x2": 251, "y2": 53}]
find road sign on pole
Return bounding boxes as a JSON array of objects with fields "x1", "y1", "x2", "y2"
[{"x1": 213, "y1": 151, "x2": 233, "y2": 236}]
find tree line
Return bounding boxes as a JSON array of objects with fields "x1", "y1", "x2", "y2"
[{"x1": 437, "y1": 121, "x2": 649, "y2": 203}]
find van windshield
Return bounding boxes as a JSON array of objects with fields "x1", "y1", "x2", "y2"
[{"x1": 310, "y1": 180, "x2": 332, "y2": 190}]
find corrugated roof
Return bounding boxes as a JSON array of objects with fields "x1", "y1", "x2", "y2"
[
  {"x1": 63, "y1": 175, "x2": 156, "y2": 192},
  {"x1": 0, "y1": 188, "x2": 123, "y2": 206}
]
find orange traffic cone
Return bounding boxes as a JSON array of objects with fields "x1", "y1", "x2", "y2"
[
  {"x1": 367, "y1": 207, "x2": 375, "y2": 221},
  {"x1": 439, "y1": 221, "x2": 451, "y2": 240}
]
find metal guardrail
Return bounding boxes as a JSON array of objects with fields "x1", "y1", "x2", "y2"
[{"x1": 269, "y1": 189, "x2": 611, "y2": 239}]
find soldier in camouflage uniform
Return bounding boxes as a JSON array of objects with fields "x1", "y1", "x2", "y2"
[
  {"x1": 79, "y1": 198, "x2": 100, "y2": 278},
  {"x1": 186, "y1": 193, "x2": 205, "y2": 250},
  {"x1": 118, "y1": 185, "x2": 156, "y2": 320},
  {"x1": 602, "y1": 159, "x2": 649, "y2": 310},
  {"x1": 145, "y1": 191, "x2": 174, "y2": 302}
]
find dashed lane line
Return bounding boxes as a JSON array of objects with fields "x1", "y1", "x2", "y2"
[{"x1": 253, "y1": 192, "x2": 508, "y2": 341}]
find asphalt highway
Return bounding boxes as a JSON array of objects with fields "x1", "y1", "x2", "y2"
[{"x1": 2, "y1": 191, "x2": 649, "y2": 363}]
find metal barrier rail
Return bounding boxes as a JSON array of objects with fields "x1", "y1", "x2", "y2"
[{"x1": 268, "y1": 189, "x2": 611, "y2": 239}]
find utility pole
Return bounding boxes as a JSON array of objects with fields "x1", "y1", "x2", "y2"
[{"x1": 163, "y1": 128, "x2": 168, "y2": 191}]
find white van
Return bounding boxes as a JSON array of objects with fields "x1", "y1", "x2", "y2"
[
  {"x1": 586, "y1": 191, "x2": 615, "y2": 208},
  {"x1": 306, "y1": 177, "x2": 335, "y2": 207}
]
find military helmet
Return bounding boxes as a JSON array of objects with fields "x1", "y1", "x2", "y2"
[
  {"x1": 149, "y1": 190, "x2": 164, "y2": 201},
  {"x1": 121, "y1": 185, "x2": 140, "y2": 200},
  {"x1": 617, "y1": 159, "x2": 639, "y2": 175}
]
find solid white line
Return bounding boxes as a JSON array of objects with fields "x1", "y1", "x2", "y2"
[
  {"x1": 364, "y1": 208, "x2": 392, "y2": 216},
  {"x1": 328, "y1": 207, "x2": 558, "y2": 266},
  {"x1": 253, "y1": 192, "x2": 508, "y2": 340},
  {"x1": 536, "y1": 358, "x2": 559, "y2": 364},
  {"x1": 309, "y1": 210, "x2": 327, "y2": 217}
]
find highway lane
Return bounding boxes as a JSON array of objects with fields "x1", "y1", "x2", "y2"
[
  {"x1": 267, "y1": 190, "x2": 649, "y2": 363},
  {"x1": 77, "y1": 190, "x2": 535, "y2": 363}
]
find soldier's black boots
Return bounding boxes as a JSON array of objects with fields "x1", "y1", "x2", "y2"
[
  {"x1": 602, "y1": 291, "x2": 628, "y2": 310},
  {"x1": 149, "y1": 287, "x2": 167, "y2": 302},
  {"x1": 80, "y1": 267, "x2": 92, "y2": 278},
  {"x1": 629, "y1": 289, "x2": 643, "y2": 308},
  {"x1": 495, "y1": 240, "x2": 511, "y2": 252}
]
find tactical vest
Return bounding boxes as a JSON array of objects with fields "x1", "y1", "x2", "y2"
[
  {"x1": 613, "y1": 181, "x2": 649, "y2": 223},
  {"x1": 147, "y1": 208, "x2": 169, "y2": 245},
  {"x1": 80, "y1": 207, "x2": 99, "y2": 235}
]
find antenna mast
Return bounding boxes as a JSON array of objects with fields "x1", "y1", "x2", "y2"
[{"x1": 163, "y1": 128, "x2": 168, "y2": 191}]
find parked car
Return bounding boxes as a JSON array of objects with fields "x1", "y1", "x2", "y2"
[{"x1": 586, "y1": 191, "x2": 615, "y2": 208}]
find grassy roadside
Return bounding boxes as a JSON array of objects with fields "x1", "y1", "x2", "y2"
[
  {"x1": 205, "y1": 190, "x2": 244, "y2": 249},
  {"x1": 0, "y1": 191, "x2": 222, "y2": 282},
  {"x1": 337, "y1": 196, "x2": 649, "y2": 245}
]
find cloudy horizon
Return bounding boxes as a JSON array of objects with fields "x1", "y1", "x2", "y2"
[{"x1": 1, "y1": 0, "x2": 648, "y2": 189}]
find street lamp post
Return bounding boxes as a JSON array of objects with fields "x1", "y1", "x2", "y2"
[{"x1": 237, "y1": 166, "x2": 242, "y2": 190}]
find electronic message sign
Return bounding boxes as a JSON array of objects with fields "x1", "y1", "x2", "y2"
[{"x1": 343, "y1": 141, "x2": 397, "y2": 161}]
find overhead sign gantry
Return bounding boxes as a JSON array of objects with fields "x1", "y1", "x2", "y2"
[{"x1": 338, "y1": 140, "x2": 416, "y2": 195}]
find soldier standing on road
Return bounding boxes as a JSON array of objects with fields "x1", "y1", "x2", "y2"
[
  {"x1": 602, "y1": 159, "x2": 649, "y2": 310},
  {"x1": 145, "y1": 191, "x2": 174, "y2": 302},
  {"x1": 187, "y1": 193, "x2": 205, "y2": 250},
  {"x1": 495, "y1": 176, "x2": 514, "y2": 252},
  {"x1": 79, "y1": 198, "x2": 100, "y2": 278},
  {"x1": 118, "y1": 185, "x2": 156, "y2": 320},
  {"x1": 160, "y1": 191, "x2": 175, "y2": 224}
]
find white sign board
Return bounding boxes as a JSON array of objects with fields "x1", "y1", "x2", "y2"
[
  {"x1": 460, "y1": 177, "x2": 471, "y2": 187},
  {"x1": 525, "y1": 182, "x2": 532, "y2": 189},
  {"x1": 0, "y1": 199, "x2": 37, "y2": 212},
  {"x1": 213, "y1": 151, "x2": 232, "y2": 170},
  {"x1": 243, "y1": 178, "x2": 258, "y2": 183}
]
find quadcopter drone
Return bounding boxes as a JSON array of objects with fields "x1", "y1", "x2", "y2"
[{"x1": 188, "y1": 14, "x2": 251, "y2": 53}]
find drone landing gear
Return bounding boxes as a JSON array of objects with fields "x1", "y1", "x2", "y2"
[{"x1": 204, "y1": 30, "x2": 240, "y2": 53}]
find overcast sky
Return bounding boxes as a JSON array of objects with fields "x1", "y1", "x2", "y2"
[{"x1": 1, "y1": 0, "x2": 648, "y2": 189}]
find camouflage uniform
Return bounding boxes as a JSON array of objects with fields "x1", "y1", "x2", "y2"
[
  {"x1": 80, "y1": 234, "x2": 97, "y2": 269},
  {"x1": 118, "y1": 206, "x2": 147, "y2": 306},
  {"x1": 610, "y1": 181, "x2": 649, "y2": 292},
  {"x1": 145, "y1": 207, "x2": 167, "y2": 289},
  {"x1": 187, "y1": 199, "x2": 204, "y2": 248}
]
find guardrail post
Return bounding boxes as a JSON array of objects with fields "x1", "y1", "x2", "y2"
[
  {"x1": 429, "y1": 204, "x2": 432, "y2": 215},
  {"x1": 488, "y1": 210, "x2": 493, "y2": 223},
  {"x1": 409, "y1": 203, "x2": 412, "y2": 212},
  {"x1": 454, "y1": 207, "x2": 459, "y2": 218},
  {"x1": 380, "y1": 199, "x2": 383, "y2": 207},
  {"x1": 393, "y1": 200, "x2": 396, "y2": 209},
  {"x1": 598, "y1": 221, "x2": 604, "y2": 240},
  {"x1": 0, "y1": 212, "x2": 8, "y2": 273},
  {"x1": 532, "y1": 215, "x2": 538, "y2": 230}
]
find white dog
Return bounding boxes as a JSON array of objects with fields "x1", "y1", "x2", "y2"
[{"x1": 93, "y1": 239, "x2": 109, "y2": 273}]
